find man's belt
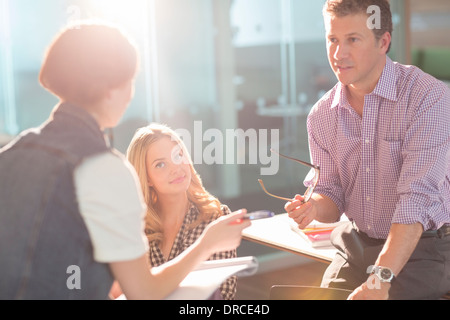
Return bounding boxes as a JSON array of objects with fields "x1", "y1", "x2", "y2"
[{"x1": 422, "y1": 225, "x2": 450, "y2": 239}]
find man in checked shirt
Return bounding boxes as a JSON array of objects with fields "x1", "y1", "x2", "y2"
[{"x1": 285, "y1": 0, "x2": 450, "y2": 299}]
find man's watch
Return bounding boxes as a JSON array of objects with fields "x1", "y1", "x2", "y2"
[{"x1": 367, "y1": 265, "x2": 396, "y2": 283}]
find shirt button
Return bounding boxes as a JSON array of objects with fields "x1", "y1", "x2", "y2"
[
  {"x1": 365, "y1": 139, "x2": 370, "y2": 144},
  {"x1": 367, "y1": 225, "x2": 372, "y2": 230},
  {"x1": 366, "y1": 167, "x2": 371, "y2": 173},
  {"x1": 366, "y1": 197, "x2": 371, "y2": 201}
]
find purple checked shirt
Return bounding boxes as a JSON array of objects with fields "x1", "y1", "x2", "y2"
[{"x1": 306, "y1": 57, "x2": 450, "y2": 239}]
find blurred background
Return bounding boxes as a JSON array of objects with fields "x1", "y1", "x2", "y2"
[
  {"x1": 1, "y1": 0, "x2": 450, "y2": 208},
  {"x1": 1, "y1": 0, "x2": 450, "y2": 298}
]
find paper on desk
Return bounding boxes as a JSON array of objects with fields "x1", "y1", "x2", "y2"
[
  {"x1": 165, "y1": 256, "x2": 258, "y2": 300},
  {"x1": 288, "y1": 219, "x2": 348, "y2": 248}
]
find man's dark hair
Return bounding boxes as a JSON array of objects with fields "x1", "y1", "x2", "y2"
[{"x1": 323, "y1": 0, "x2": 393, "y2": 52}]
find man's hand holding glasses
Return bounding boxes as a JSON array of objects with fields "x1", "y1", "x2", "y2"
[
  {"x1": 258, "y1": 149, "x2": 320, "y2": 229},
  {"x1": 285, "y1": 194, "x2": 316, "y2": 229}
]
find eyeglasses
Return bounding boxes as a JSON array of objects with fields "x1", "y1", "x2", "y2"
[{"x1": 258, "y1": 149, "x2": 320, "y2": 203}]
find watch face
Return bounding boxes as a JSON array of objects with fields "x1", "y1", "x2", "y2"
[{"x1": 380, "y1": 268, "x2": 393, "y2": 280}]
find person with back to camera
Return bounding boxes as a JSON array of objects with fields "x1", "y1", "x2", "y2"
[
  {"x1": 284, "y1": 0, "x2": 450, "y2": 299},
  {"x1": 126, "y1": 123, "x2": 238, "y2": 300},
  {"x1": 0, "y1": 21, "x2": 250, "y2": 300}
]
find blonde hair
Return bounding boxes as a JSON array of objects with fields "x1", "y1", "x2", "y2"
[{"x1": 126, "y1": 123, "x2": 223, "y2": 243}]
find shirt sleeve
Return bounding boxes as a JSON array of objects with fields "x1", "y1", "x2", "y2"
[
  {"x1": 74, "y1": 152, "x2": 149, "y2": 263},
  {"x1": 392, "y1": 82, "x2": 450, "y2": 230},
  {"x1": 306, "y1": 106, "x2": 346, "y2": 215}
]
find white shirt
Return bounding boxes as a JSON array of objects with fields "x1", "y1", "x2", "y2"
[{"x1": 74, "y1": 152, "x2": 148, "y2": 263}]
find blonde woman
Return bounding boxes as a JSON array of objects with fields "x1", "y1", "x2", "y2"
[
  {"x1": 127, "y1": 123, "x2": 238, "y2": 300},
  {"x1": 0, "y1": 22, "x2": 249, "y2": 300}
]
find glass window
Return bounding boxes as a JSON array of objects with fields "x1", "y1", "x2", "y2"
[
  {"x1": 409, "y1": 0, "x2": 450, "y2": 83},
  {"x1": 1, "y1": 0, "x2": 418, "y2": 209}
]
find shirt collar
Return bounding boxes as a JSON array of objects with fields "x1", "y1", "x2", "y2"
[
  {"x1": 331, "y1": 82, "x2": 347, "y2": 109},
  {"x1": 331, "y1": 56, "x2": 398, "y2": 109},
  {"x1": 372, "y1": 56, "x2": 398, "y2": 102}
]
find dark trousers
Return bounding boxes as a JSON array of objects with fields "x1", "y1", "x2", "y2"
[{"x1": 321, "y1": 222, "x2": 450, "y2": 300}]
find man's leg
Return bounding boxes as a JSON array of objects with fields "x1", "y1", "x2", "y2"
[
  {"x1": 322, "y1": 224, "x2": 450, "y2": 299},
  {"x1": 321, "y1": 222, "x2": 380, "y2": 290},
  {"x1": 388, "y1": 236, "x2": 450, "y2": 300}
]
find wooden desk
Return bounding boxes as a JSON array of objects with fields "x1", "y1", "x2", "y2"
[{"x1": 242, "y1": 213, "x2": 337, "y2": 264}]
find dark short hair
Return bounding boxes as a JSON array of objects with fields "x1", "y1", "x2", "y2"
[
  {"x1": 323, "y1": 0, "x2": 393, "y2": 52},
  {"x1": 39, "y1": 22, "x2": 139, "y2": 105}
]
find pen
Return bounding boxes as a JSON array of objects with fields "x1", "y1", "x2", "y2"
[{"x1": 244, "y1": 210, "x2": 275, "y2": 220}]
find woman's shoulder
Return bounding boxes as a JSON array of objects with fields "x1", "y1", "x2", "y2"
[{"x1": 200, "y1": 203, "x2": 231, "y2": 223}]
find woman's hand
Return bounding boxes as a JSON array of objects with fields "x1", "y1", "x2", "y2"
[
  {"x1": 284, "y1": 195, "x2": 317, "y2": 229},
  {"x1": 201, "y1": 209, "x2": 251, "y2": 255}
]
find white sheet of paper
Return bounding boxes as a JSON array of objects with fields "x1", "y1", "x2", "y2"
[{"x1": 165, "y1": 256, "x2": 258, "y2": 300}]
